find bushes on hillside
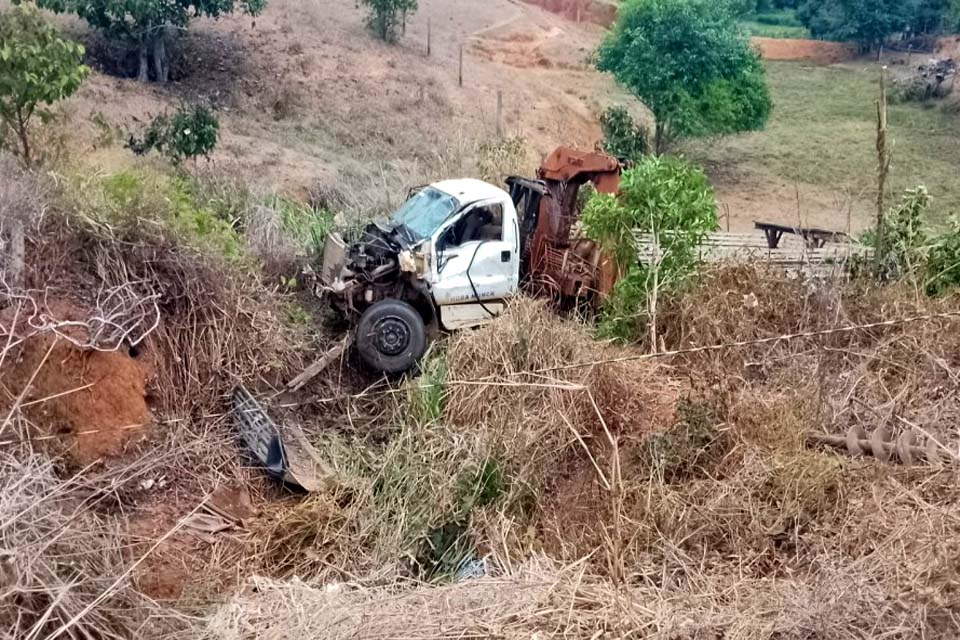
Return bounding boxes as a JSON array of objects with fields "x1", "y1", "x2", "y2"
[
  {"x1": 127, "y1": 103, "x2": 220, "y2": 166},
  {"x1": 0, "y1": 5, "x2": 89, "y2": 166}
]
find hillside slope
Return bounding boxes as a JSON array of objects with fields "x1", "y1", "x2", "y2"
[{"x1": 46, "y1": 0, "x2": 633, "y2": 213}]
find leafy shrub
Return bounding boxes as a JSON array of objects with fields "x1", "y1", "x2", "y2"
[
  {"x1": 0, "y1": 5, "x2": 89, "y2": 165},
  {"x1": 858, "y1": 186, "x2": 960, "y2": 296},
  {"x1": 582, "y1": 156, "x2": 718, "y2": 340},
  {"x1": 927, "y1": 215, "x2": 960, "y2": 296},
  {"x1": 600, "y1": 106, "x2": 649, "y2": 163},
  {"x1": 128, "y1": 103, "x2": 219, "y2": 165},
  {"x1": 872, "y1": 186, "x2": 931, "y2": 281}
]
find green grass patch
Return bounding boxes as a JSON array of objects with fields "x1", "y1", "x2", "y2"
[
  {"x1": 268, "y1": 195, "x2": 334, "y2": 259},
  {"x1": 740, "y1": 20, "x2": 809, "y2": 38},
  {"x1": 739, "y1": 9, "x2": 808, "y2": 38},
  {"x1": 93, "y1": 170, "x2": 247, "y2": 260},
  {"x1": 685, "y1": 61, "x2": 960, "y2": 227}
]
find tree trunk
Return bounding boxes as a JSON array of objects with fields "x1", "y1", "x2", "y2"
[
  {"x1": 15, "y1": 109, "x2": 31, "y2": 167},
  {"x1": 137, "y1": 38, "x2": 150, "y2": 82},
  {"x1": 654, "y1": 120, "x2": 666, "y2": 156},
  {"x1": 152, "y1": 31, "x2": 169, "y2": 83}
]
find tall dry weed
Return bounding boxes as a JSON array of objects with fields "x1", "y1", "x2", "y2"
[{"x1": 0, "y1": 450, "x2": 147, "y2": 639}]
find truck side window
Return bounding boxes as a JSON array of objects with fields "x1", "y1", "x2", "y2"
[{"x1": 454, "y1": 204, "x2": 503, "y2": 245}]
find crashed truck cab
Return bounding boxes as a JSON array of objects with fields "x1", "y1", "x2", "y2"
[{"x1": 319, "y1": 179, "x2": 521, "y2": 373}]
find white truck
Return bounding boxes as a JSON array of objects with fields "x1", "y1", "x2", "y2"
[
  {"x1": 320, "y1": 179, "x2": 522, "y2": 372},
  {"x1": 318, "y1": 148, "x2": 623, "y2": 373}
]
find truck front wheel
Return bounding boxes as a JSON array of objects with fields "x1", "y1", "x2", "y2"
[{"x1": 356, "y1": 300, "x2": 428, "y2": 374}]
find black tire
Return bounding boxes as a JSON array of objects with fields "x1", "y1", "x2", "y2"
[{"x1": 355, "y1": 299, "x2": 428, "y2": 374}]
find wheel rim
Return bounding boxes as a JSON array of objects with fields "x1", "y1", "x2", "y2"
[{"x1": 373, "y1": 315, "x2": 412, "y2": 357}]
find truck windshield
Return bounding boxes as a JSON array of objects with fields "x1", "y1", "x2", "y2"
[{"x1": 390, "y1": 187, "x2": 460, "y2": 240}]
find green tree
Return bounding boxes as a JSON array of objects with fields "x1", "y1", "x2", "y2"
[
  {"x1": 0, "y1": 5, "x2": 89, "y2": 165},
  {"x1": 797, "y1": 0, "x2": 931, "y2": 49},
  {"x1": 909, "y1": 0, "x2": 951, "y2": 33},
  {"x1": 127, "y1": 103, "x2": 219, "y2": 165},
  {"x1": 26, "y1": 0, "x2": 267, "y2": 82},
  {"x1": 582, "y1": 155, "x2": 718, "y2": 341},
  {"x1": 951, "y1": 0, "x2": 960, "y2": 30},
  {"x1": 360, "y1": 0, "x2": 417, "y2": 41},
  {"x1": 597, "y1": 0, "x2": 772, "y2": 154}
]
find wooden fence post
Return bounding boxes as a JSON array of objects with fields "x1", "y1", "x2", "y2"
[
  {"x1": 875, "y1": 66, "x2": 890, "y2": 275},
  {"x1": 496, "y1": 90, "x2": 504, "y2": 138},
  {"x1": 7, "y1": 220, "x2": 25, "y2": 288}
]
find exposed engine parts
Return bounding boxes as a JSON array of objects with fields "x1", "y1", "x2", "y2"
[{"x1": 808, "y1": 425, "x2": 953, "y2": 466}]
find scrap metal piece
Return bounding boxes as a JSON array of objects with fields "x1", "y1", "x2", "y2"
[
  {"x1": 231, "y1": 385, "x2": 339, "y2": 492},
  {"x1": 233, "y1": 385, "x2": 287, "y2": 480},
  {"x1": 809, "y1": 426, "x2": 953, "y2": 467},
  {"x1": 870, "y1": 426, "x2": 893, "y2": 462},
  {"x1": 896, "y1": 431, "x2": 917, "y2": 465}
]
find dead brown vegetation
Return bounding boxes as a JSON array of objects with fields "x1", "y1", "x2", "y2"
[
  {"x1": 13, "y1": 175, "x2": 306, "y2": 416},
  {"x1": 246, "y1": 300, "x2": 675, "y2": 585},
  {"x1": 204, "y1": 268, "x2": 960, "y2": 639},
  {"x1": 0, "y1": 449, "x2": 148, "y2": 640}
]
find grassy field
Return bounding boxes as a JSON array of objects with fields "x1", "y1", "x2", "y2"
[
  {"x1": 739, "y1": 9, "x2": 810, "y2": 39},
  {"x1": 740, "y1": 21, "x2": 809, "y2": 39},
  {"x1": 687, "y1": 60, "x2": 960, "y2": 228}
]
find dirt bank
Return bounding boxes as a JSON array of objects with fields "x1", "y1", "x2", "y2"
[
  {"x1": 521, "y1": 0, "x2": 617, "y2": 27},
  {"x1": 752, "y1": 37, "x2": 858, "y2": 64},
  {"x1": 0, "y1": 301, "x2": 154, "y2": 465}
]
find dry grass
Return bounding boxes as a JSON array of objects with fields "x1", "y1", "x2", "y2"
[
  {"x1": 247, "y1": 300, "x2": 675, "y2": 584},
  {"x1": 15, "y1": 169, "x2": 310, "y2": 414},
  {"x1": 0, "y1": 448, "x2": 147, "y2": 640},
  {"x1": 203, "y1": 270, "x2": 960, "y2": 640},
  {"x1": 202, "y1": 520, "x2": 960, "y2": 640},
  {"x1": 656, "y1": 264, "x2": 960, "y2": 443}
]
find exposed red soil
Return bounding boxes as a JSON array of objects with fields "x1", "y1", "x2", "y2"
[
  {"x1": 522, "y1": 0, "x2": 617, "y2": 27},
  {"x1": 0, "y1": 303, "x2": 154, "y2": 465},
  {"x1": 753, "y1": 37, "x2": 858, "y2": 65}
]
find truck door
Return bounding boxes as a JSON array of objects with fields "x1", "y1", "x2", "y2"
[{"x1": 429, "y1": 199, "x2": 520, "y2": 329}]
